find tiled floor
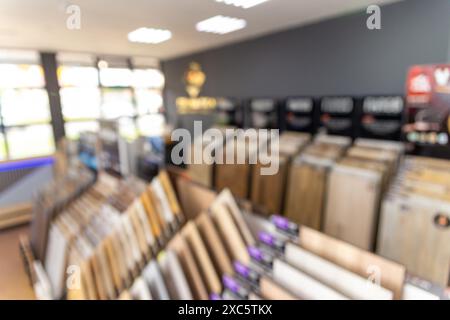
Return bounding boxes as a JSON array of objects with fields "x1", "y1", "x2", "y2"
[{"x1": 0, "y1": 225, "x2": 35, "y2": 299}]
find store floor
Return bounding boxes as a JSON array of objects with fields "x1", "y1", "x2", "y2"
[{"x1": 0, "y1": 225, "x2": 35, "y2": 299}]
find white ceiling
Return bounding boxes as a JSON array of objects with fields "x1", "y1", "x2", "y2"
[{"x1": 0, "y1": 0, "x2": 400, "y2": 61}]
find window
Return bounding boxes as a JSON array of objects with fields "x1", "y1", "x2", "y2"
[
  {"x1": 57, "y1": 53, "x2": 102, "y2": 140},
  {"x1": 60, "y1": 87, "x2": 101, "y2": 121},
  {"x1": 6, "y1": 125, "x2": 54, "y2": 159},
  {"x1": 132, "y1": 68, "x2": 165, "y2": 137},
  {"x1": 0, "y1": 51, "x2": 55, "y2": 160},
  {"x1": 1, "y1": 88, "x2": 51, "y2": 125},
  {"x1": 58, "y1": 55, "x2": 166, "y2": 141},
  {"x1": 100, "y1": 87, "x2": 135, "y2": 119},
  {"x1": 135, "y1": 89, "x2": 163, "y2": 115}
]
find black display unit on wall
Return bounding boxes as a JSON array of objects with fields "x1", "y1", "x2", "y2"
[
  {"x1": 214, "y1": 97, "x2": 244, "y2": 128},
  {"x1": 319, "y1": 96, "x2": 356, "y2": 138},
  {"x1": 356, "y1": 95, "x2": 405, "y2": 141},
  {"x1": 246, "y1": 98, "x2": 279, "y2": 129},
  {"x1": 281, "y1": 97, "x2": 317, "y2": 133}
]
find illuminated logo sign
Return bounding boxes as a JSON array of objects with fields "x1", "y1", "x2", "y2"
[{"x1": 176, "y1": 62, "x2": 217, "y2": 113}]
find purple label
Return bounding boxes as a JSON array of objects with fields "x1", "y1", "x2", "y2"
[
  {"x1": 248, "y1": 246, "x2": 263, "y2": 262},
  {"x1": 272, "y1": 215, "x2": 290, "y2": 230},
  {"x1": 209, "y1": 293, "x2": 222, "y2": 300},
  {"x1": 223, "y1": 275, "x2": 240, "y2": 294},
  {"x1": 259, "y1": 231, "x2": 275, "y2": 247},
  {"x1": 234, "y1": 261, "x2": 250, "y2": 278}
]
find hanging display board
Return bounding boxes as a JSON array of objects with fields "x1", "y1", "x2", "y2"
[
  {"x1": 404, "y1": 64, "x2": 450, "y2": 157},
  {"x1": 247, "y1": 98, "x2": 279, "y2": 129},
  {"x1": 282, "y1": 97, "x2": 316, "y2": 133},
  {"x1": 214, "y1": 98, "x2": 243, "y2": 127},
  {"x1": 319, "y1": 97, "x2": 355, "y2": 137},
  {"x1": 357, "y1": 95, "x2": 405, "y2": 141}
]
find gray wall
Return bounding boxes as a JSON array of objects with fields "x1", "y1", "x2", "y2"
[{"x1": 162, "y1": 0, "x2": 450, "y2": 126}]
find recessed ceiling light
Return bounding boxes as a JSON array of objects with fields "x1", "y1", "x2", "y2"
[
  {"x1": 128, "y1": 28, "x2": 172, "y2": 44},
  {"x1": 215, "y1": 0, "x2": 269, "y2": 9},
  {"x1": 196, "y1": 15, "x2": 246, "y2": 35}
]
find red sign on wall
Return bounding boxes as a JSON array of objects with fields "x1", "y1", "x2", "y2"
[{"x1": 404, "y1": 64, "x2": 450, "y2": 146}]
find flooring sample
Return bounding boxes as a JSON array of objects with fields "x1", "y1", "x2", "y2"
[
  {"x1": 354, "y1": 138, "x2": 405, "y2": 154},
  {"x1": 175, "y1": 175, "x2": 217, "y2": 221},
  {"x1": 44, "y1": 223, "x2": 68, "y2": 299},
  {"x1": 314, "y1": 135, "x2": 352, "y2": 148},
  {"x1": 251, "y1": 156, "x2": 289, "y2": 215},
  {"x1": 272, "y1": 259, "x2": 348, "y2": 300},
  {"x1": 285, "y1": 243, "x2": 393, "y2": 299},
  {"x1": 210, "y1": 203, "x2": 250, "y2": 264},
  {"x1": 158, "y1": 250, "x2": 193, "y2": 300},
  {"x1": 158, "y1": 170, "x2": 183, "y2": 221},
  {"x1": 215, "y1": 135, "x2": 262, "y2": 199},
  {"x1": 195, "y1": 212, "x2": 234, "y2": 276},
  {"x1": 130, "y1": 277, "x2": 152, "y2": 300},
  {"x1": 140, "y1": 192, "x2": 162, "y2": 240},
  {"x1": 181, "y1": 221, "x2": 221, "y2": 294},
  {"x1": 299, "y1": 226, "x2": 406, "y2": 299},
  {"x1": 377, "y1": 194, "x2": 450, "y2": 287},
  {"x1": 211, "y1": 189, "x2": 255, "y2": 246},
  {"x1": 250, "y1": 131, "x2": 310, "y2": 215},
  {"x1": 186, "y1": 136, "x2": 215, "y2": 188},
  {"x1": 151, "y1": 178, "x2": 175, "y2": 226},
  {"x1": 169, "y1": 233, "x2": 209, "y2": 300},
  {"x1": 142, "y1": 261, "x2": 170, "y2": 300},
  {"x1": 284, "y1": 156, "x2": 331, "y2": 229},
  {"x1": 259, "y1": 276, "x2": 297, "y2": 300},
  {"x1": 402, "y1": 284, "x2": 440, "y2": 300},
  {"x1": 324, "y1": 163, "x2": 383, "y2": 250}
]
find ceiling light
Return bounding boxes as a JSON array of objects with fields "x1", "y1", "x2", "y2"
[
  {"x1": 128, "y1": 28, "x2": 172, "y2": 44},
  {"x1": 196, "y1": 15, "x2": 246, "y2": 35},
  {"x1": 97, "y1": 60, "x2": 108, "y2": 69},
  {"x1": 215, "y1": 0, "x2": 269, "y2": 9}
]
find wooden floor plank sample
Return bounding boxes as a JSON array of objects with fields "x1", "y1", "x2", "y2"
[
  {"x1": 158, "y1": 250, "x2": 193, "y2": 300},
  {"x1": 210, "y1": 203, "x2": 250, "y2": 264},
  {"x1": 273, "y1": 259, "x2": 348, "y2": 300},
  {"x1": 251, "y1": 156, "x2": 289, "y2": 215},
  {"x1": 211, "y1": 189, "x2": 255, "y2": 246},
  {"x1": 377, "y1": 195, "x2": 450, "y2": 287},
  {"x1": 299, "y1": 226, "x2": 406, "y2": 299},
  {"x1": 181, "y1": 221, "x2": 221, "y2": 294},
  {"x1": 324, "y1": 164, "x2": 382, "y2": 250},
  {"x1": 195, "y1": 212, "x2": 234, "y2": 276},
  {"x1": 168, "y1": 233, "x2": 209, "y2": 300},
  {"x1": 259, "y1": 276, "x2": 297, "y2": 300},
  {"x1": 284, "y1": 158, "x2": 329, "y2": 229},
  {"x1": 285, "y1": 243, "x2": 393, "y2": 299}
]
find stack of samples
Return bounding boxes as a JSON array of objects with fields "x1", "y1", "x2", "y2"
[
  {"x1": 377, "y1": 156, "x2": 450, "y2": 287},
  {"x1": 238, "y1": 214, "x2": 447, "y2": 300},
  {"x1": 323, "y1": 139, "x2": 404, "y2": 251},
  {"x1": 32, "y1": 170, "x2": 182, "y2": 300},
  {"x1": 25, "y1": 168, "x2": 448, "y2": 300},
  {"x1": 215, "y1": 130, "x2": 269, "y2": 199},
  {"x1": 30, "y1": 165, "x2": 96, "y2": 262},
  {"x1": 98, "y1": 188, "x2": 255, "y2": 300},
  {"x1": 251, "y1": 132, "x2": 311, "y2": 215},
  {"x1": 284, "y1": 135, "x2": 350, "y2": 229},
  {"x1": 186, "y1": 125, "x2": 236, "y2": 188}
]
